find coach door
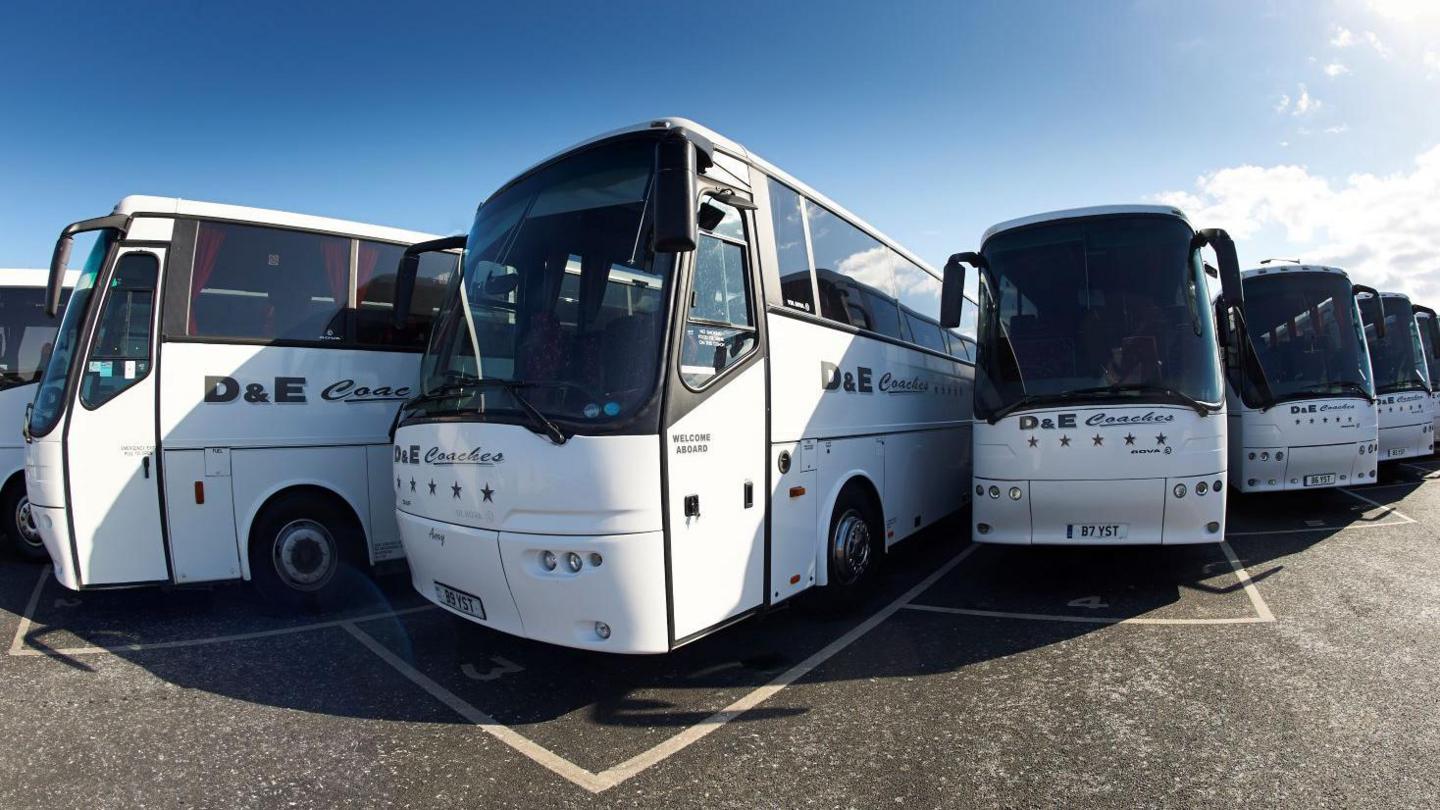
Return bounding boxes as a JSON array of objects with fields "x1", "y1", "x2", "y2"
[
  {"x1": 65, "y1": 247, "x2": 167, "y2": 585},
  {"x1": 664, "y1": 193, "x2": 768, "y2": 642}
]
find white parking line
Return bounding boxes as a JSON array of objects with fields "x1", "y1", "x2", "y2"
[
  {"x1": 1225, "y1": 518, "x2": 1411, "y2": 536},
  {"x1": 1336, "y1": 487, "x2": 1417, "y2": 524},
  {"x1": 5, "y1": 562, "x2": 434, "y2": 658},
  {"x1": 343, "y1": 544, "x2": 980, "y2": 794},
  {"x1": 902, "y1": 540, "x2": 1274, "y2": 626}
]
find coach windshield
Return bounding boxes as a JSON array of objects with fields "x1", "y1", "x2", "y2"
[
  {"x1": 975, "y1": 214, "x2": 1223, "y2": 420},
  {"x1": 407, "y1": 139, "x2": 670, "y2": 434}
]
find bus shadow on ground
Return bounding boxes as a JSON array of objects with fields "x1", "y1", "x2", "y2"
[{"x1": 0, "y1": 484, "x2": 1400, "y2": 772}]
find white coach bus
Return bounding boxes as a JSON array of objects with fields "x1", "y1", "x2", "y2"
[
  {"x1": 1358, "y1": 291, "x2": 1434, "y2": 461},
  {"x1": 388, "y1": 119, "x2": 977, "y2": 653},
  {"x1": 941, "y1": 206, "x2": 1234, "y2": 545},
  {"x1": 25, "y1": 196, "x2": 457, "y2": 604},
  {"x1": 0, "y1": 269, "x2": 76, "y2": 559},
  {"x1": 1410, "y1": 303, "x2": 1440, "y2": 443},
  {"x1": 1221, "y1": 263, "x2": 1380, "y2": 491}
]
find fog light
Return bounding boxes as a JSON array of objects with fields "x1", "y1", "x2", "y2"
[
  {"x1": 1268, "y1": 479, "x2": 1277, "y2": 485},
  {"x1": 1275, "y1": 451, "x2": 1284, "y2": 461},
  {"x1": 977, "y1": 523, "x2": 991, "y2": 534},
  {"x1": 566, "y1": 551, "x2": 583, "y2": 572},
  {"x1": 594, "y1": 621, "x2": 611, "y2": 640},
  {"x1": 1206, "y1": 521, "x2": 1220, "y2": 533},
  {"x1": 1196, "y1": 481, "x2": 1208, "y2": 495},
  {"x1": 1009, "y1": 487, "x2": 1022, "y2": 501},
  {"x1": 541, "y1": 550, "x2": 557, "y2": 571},
  {"x1": 975, "y1": 485, "x2": 984, "y2": 497},
  {"x1": 589, "y1": 552, "x2": 603, "y2": 567},
  {"x1": 1248, "y1": 478, "x2": 1257, "y2": 487},
  {"x1": 1359, "y1": 445, "x2": 1366, "y2": 455},
  {"x1": 1214, "y1": 479, "x2": 1223, "y2": 493},
  {"x1": 1248, "y1": 452, "x2": 1256, "y2": 461},
  {"x1": 989, "y1": 485, "x2": 1000, "y2": 499},
  {"x1": 1260, "y1": 451, "x2": 1270, "y2": 461},
  {"x1": 1173, "y1": 483, "x2": 1187, "y2": 498}
]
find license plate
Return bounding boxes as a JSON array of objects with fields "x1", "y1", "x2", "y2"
[
  {"x1": 1067, "y1": 523, "x2": 1128, "y2": 539},
  {"x1": 1387, "y1": 447, "x2": 1407, "y2": 458},
  {"x1": 434, "y1": 581, "x2": 485, "y2": 620},
  {"x1": 1303, "y1": 473, "x2": 1337, "y2": 486}
]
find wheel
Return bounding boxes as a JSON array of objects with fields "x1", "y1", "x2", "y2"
[
  {"x1": 248, "y1": 493, "x2": 363, "y2": 610},
  {"x1": 1, "y1": 480, "x2": 47, "y2": 562},
  {"x1": 821, "y1": 486, "x2": 881, "y2": 608}
]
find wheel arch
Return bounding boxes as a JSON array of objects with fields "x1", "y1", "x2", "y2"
[
  {"x1": 240, "y1": 482, "x2": 367, "y2": 581},
  {"x1": 814, "y1": 471, "x2": 884, "y2": 588}
]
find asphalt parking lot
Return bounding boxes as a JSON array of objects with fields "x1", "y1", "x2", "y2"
[{"x1": 4, "y1": 464, "x2": 1440, "y2": 809}]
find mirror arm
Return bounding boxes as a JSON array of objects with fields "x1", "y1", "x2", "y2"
[
  {"x1": 1353, "y1": 285, "x2": 1385, "y2": 339},
  {"x1": 392, "y1": 235, "x2": 466, "y2": 329},
  {"x1": 47, "y1": 213, "x2": 129, "y2": 317}
]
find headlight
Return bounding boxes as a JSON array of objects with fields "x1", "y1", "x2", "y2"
[
  {"x1": 1196, "y1": 481, "x2": 1208, "y2": 495},
  {"x1": 1009, "y1": 487, "x2": 1022, "y2": 501},
  {"x1": 988, "y1": 485, "x2": 1000, "y2": 499},
  {"x1": 541, "y1": 550, "x2": 557, "y2": 571},
  {"x1": 566, "y1": 551, "x2": 583, "y2": 572},
  {"x1": 1173, "y1": 483, "x2": 1187, "y2": 498}
]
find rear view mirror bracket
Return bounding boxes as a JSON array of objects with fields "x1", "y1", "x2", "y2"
[{"x1": 392, "y1": 235, "x2": 466, "y2": 329}]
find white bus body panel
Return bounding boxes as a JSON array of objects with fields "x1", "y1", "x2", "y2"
[
  {"x1": 1227, "y1": 398, "x2": 1379, "y2": 491},
  {"x1": 974, "y1": 405, "x2": 1226, "y2": 545},
  {"x1": 0, "y1": 383, "x2": 38, "y2": 492},
  {"x1": 1376, "y1": 391, "x2": 1433, "y2": 460}
]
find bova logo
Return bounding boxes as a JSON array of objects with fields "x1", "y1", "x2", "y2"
[{"x1": 395, "y1": 445, "x2": 505, "y2": 466}]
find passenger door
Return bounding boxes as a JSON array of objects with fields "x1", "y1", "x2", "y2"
[
  {"x1": 665, "y1": 194, "x2": 768, "y2": 642},
  {"x1": 66, "y1": 248, "x2": 167, "y2": 585}
]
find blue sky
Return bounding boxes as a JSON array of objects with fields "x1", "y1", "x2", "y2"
[{"x1": 3, "y1": 0, "x2": 1438, "y2": 294}]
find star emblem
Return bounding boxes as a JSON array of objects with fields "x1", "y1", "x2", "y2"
[
  {"x1": 1059, "y1": 435, "x2": 1071, "y2": 447},
  {"x1": 1092, "y1": 434, "x2": 1103, "y2": 447},
  {"x1": 451, "y1": 481, "x2": 462, "y2": 499},
  {"x1": 1155, "y1": 433, "x2": 1167, "y2": 446},
  {"x1": 481, "y1": 483, "x2": 495, "y2": 503},
  {"x1": 427, "y1": 479, "x2": 437, "y2": 495},
  {"x1": 1124, "y1": 433, "x2": 1136, "y2": 445},
  {"x1": 409, "y1": 478, "x2": 416, "y2": 492},
  {"x1": 1027, "y1": 436, "x2": 1038, "y2": 448}
]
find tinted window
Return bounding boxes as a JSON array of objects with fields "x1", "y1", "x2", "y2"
[
  {"x1": 81, "y1": 253, "x2": 158, "y2": 408},
  {"x1": 902, "y1": 308, "x2": 947, "y2": 353},
  {"x1": 188, "y1": 221, "x2": 349, "y2": 342},
  {"x1": 355, "y1": 241, "x2": 460, "y2": 347},
  {"x1": 806, "y1": 200, "x2": 904, "y2": 339},
  {"x1": 0, "y1": 286, "x2": 71, "y2": 388},
  {"x1": 766, "y1": 179, "x2": 815, "y2": 314},
  {"x1": 682, "y1": 201, "x2": 757, "y2": 388}
]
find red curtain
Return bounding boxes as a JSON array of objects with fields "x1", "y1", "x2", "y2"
[
  {"x1": 355, "y1": 242, "x2": 381, "y2": 305},
  {"x1": 321, "y1": 239, "x2": 350, "y2": 306},
  {"x1": 189, "y1": 224, "x2": 226, "y2": 334}
]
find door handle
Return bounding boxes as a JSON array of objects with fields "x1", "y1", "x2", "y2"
[
  {"x1": 743, "y1": 480, "x2": 753, "y2": 508},
  {"x1": 142, "y1": 456, "x2": 150, "y2": 479},
  {"x1": 683, "y1": 494, "x2": 699, "y2": 517}
]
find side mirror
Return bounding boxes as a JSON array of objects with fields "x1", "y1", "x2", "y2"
[
  {"x1": 1415, "y1": 305, "x2": 1440, "y2": 358},
  {"x1": 46, "y1": 213, "x2": 128, "y2": 316},
  {"x1": 1196, "y1": 228, "x2": 1243, "y2": 309},
  {"x1": 940, "y1": 252, "x2": 982, "y2": 329},
  {"x1": 393, "y1": 235, "x2": 466, "y2": 328},
  {"x1": 653, "y1": 133, "x2": 698, "y2": 253},
  {"x1": 1354, "y1": 285, "x2": 1384, "y2": 339}
]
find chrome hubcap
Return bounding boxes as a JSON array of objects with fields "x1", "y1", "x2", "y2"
[
  {"x1": 273, "y1": 519, "x2": 336, "y2": 591},
  {"x1": 830, "y1": 509, "x2": 872, "y2": 586},
  {"x1": 14, "y1": 497, "x2": 40, "y2": 548}
]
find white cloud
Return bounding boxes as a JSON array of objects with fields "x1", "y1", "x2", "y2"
[
  {"x1": 1291, "y1": 84, "x2": 1321, "y2": 116},
  {"x1": 1331, "y1": 25, "x2": 1356, "y2": 47},
  {"x1": 1153, "y1": 145, "x2": 1440, "y2": 299},
  {"x1": 1323, "y1": 62, "x2": 1350, "y2": 76},
  {"x1": 1274, "y1": 94, "x2": 1291, "y2": 113},
  {"x1": 1426, "y1": 50, "x2": 1440, "y2": 76},
  {"x1": 1364, "y1": 30, "x2": 1393, "y2": 59},
  {"x1": 1324, "y1": 124, "x2": 1350, "y2": 134}
]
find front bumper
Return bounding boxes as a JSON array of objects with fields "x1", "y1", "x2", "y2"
[
  {"x1": 396, "y1": 509, "x2": 670, "y2": 653},
  {"x1": 1232, "y1": 440, "x2": 1377, "y2": 492},
  {"x1": 972, "y1": 472, "x2": 1226, "y2": 545},
  {"x1": 31, "y1": 504, "x2": 80, "y2": 590},
  {"x1": 1378, "y1": 421, "x2": 1432, "y2": 462}
]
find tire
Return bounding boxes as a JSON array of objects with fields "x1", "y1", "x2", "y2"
[
  {"x1": 248, "y1": 492, "x2": 363, "y2": 610},
  {"x1": 820, "y1": 486, "x2": 882, "y2": 608},
  {"x1": 1, "y1": 480, "x2": 48, "y2": 563}
]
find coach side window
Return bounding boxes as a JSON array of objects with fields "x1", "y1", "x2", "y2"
[
  {"x1": 766, "y1": 179, "x2": 816, "y2": 314},
  {"x1": 355, "y1": 241, "x2": 460, "y2": 348},
  {"x1": 681, "y1": 197, "x2": 757, "y2": 388},
  {"x1": 80, "y1": 253, "x2": 158, "y2": 408},
  {"x1": 187, "y1": 221, "x2": 349, "y2": 343},
  {"x1": 805, "y1": 200, "x2": 904, "y2": 340}
]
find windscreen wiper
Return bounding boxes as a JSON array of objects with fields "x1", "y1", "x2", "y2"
[
  {"x1": 1064, "y1": 384, "x2": 1217, "y2": 417},
  {"x1": 406, "y1": 375, "x2": 569, "y2": 444},
  {"x1": 985, "y1": 392, "x2": 1085, "y2": 424},
  {"x1": 1286, "y1": 381, "x2": 1375, "y2": 405}
]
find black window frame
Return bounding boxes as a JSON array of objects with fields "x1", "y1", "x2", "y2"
[
  {"x1": 679, "y1": 195, "x2": 761, "y2": 392},
  {"x1": 79, "y1": 250, "x2": 161, "y2": 411}
]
